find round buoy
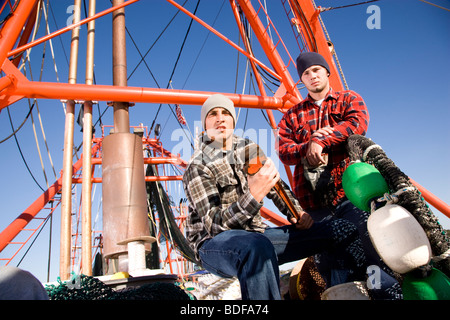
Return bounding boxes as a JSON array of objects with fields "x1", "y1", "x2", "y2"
[
  {"x1": 321, "y1": 281, "x2": 370, "y2": 300},
  {"x1": 342, "y1": 162, "x2": 389, "y2": 212},
  {"x1": 368, "y1": 204, "x2": 432, "y2": 274},
  {"x1": 402, "y1": 268, "x2": 450, "y2": 300}
]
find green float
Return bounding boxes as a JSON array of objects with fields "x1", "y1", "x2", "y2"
[
  {"x1": 402, "y1": 268, "x2": 450, "y2": 300},
  {"x1": 342, "y1": 162, "x2": 389, "y2": 212}
]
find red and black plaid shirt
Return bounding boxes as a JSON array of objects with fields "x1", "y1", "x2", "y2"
[{"x1": 277, "y1": 88, "x2": 369, "y2": 211}]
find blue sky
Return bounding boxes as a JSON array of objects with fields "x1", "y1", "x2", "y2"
[{"x1": 0, "y1": 0, "x2": 448, "y2": 283}]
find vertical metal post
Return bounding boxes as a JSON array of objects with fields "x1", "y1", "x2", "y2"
[
  {"x1": 112, "y1": 0, "x2": 130, "y2": 133},
  {"x1": 102, "y1": 0, "x2": 154, "y2": 273},
  {"x1": 60, "y1": 101, "x2": 75, "y2": 281},
  {"x1": 60, "y1": 0, "x2": 81, "y2": 281},
  {"x1": 81, "y1": 0, "x2": 96, "y2": 277},
  {"x1": 81, "y1": 101, "x2": 93, "y2": 276}
]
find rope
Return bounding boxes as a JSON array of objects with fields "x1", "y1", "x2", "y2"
[
  {"x1": 370, "y1": 187, "x2": 415, "y2": 212},
  {"x1": 346, "y1": 134, "x2": 450, "y2": 276},
  {"x1": 432, "y1": 248, "x2": 450, "y2": 263}
]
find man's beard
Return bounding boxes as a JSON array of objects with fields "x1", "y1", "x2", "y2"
[{"x1": 309, "y1": 82, "x2": 327, "y2": 93}]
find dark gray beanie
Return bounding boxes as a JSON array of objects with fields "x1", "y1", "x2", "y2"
[
  {"x1": 201, "y1": 94, "x2": 236, "y2": 129},
  {"x1": 296, "y1": 52, "x2": 330, "y2": 80}
]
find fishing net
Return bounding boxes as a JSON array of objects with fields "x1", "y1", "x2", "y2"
[
  {"x1": 45, "y1": 274, "x2": 191, "y2": 300},
  {"x1": 346, "y1": 135, "x2": 450, "y2": 276}
]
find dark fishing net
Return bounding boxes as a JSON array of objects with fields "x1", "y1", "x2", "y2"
[
  {"x1": 291, "y1": 256, "x2": 327, "y2": 300},
  {"x1": 45, "y1": 274, "x2": 191, "y2": 300},
  {"x1": 346, "y1": 135, "x2": 450, "y2": 276}
]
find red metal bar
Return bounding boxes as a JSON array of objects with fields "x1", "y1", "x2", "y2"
[
  {"x1": 260, "y1": 207, "x2": 289, "y2": 226},
  {"x1": 287, "y1": 0, "x2": 343, "y2": 91},
  {"x1": 0, "y1": 0, "x2": 38, "y2": 65},
  {"x1": 90, "y1": 157, "x2": 183, "y2": 165},
  {"x1": 236, "y1": 0, "x2": 301, "y2": 100},
  {"x1": 0, "y1": 143, "x2": 101, "y2": 252},
  {"x1": 0, "y1": 158, "x2": 77, "y2": 252},
  {"x1": 410, "y1": 178, "x2": 450, "y2": 219},
  {"x1": 71, "y1": 175, "x2": 183, "y2": 184},
  {"x1": 230, "y1": 0, "x2": 295, "y2": 186},
  {"x1": 0, "y1": 74, "x2": 14, "y2": 93},
  {"x1": 166, "y1": 0, "x2": 281, "y2": 81},
  {"x1": 11, "y1": 1, "x2": 39, "y2": 67},
  {"x1": 0, "y1": 78, "x2": 293, "y2": 111},
  {"x1": 7, "y1": 0, "x2": 139, "y2": 58}
]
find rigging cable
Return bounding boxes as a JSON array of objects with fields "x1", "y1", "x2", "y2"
[
  {"x1": 319, "y1": 0, "x2": 381, "y2": 12},
  {"x1": 126, "y1": 0, "x2": 189, "y2": 81},
  {"x1": 5, "y1": 106, "x2": 45, "y2": 192},
  {"x1": 312, "y1": 0, "x2": 349, "y2": 90},
  {"x1": 149, "y1": 0, "x2": 202, "y2": 149},
  {"x1": 124, "y1": 0, "x2": 192, "y2": 145},
  {"x1": 0, "y1": 102, "x2": 35, "y2": 144},
  {"x1": 419, "y1": 0, "x2": 450, "y2": 12}
]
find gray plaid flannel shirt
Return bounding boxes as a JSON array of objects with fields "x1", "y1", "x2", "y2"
[{"x1": 183, "y1": 135, "x2": 303, "y2": 259}]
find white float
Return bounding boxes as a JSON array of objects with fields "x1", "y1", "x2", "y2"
[{"x1": 367, "y1": 204, "x2": 432, "y2": 274}]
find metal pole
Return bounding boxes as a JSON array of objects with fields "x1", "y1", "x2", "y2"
[
  {"x1": 60, "y1": 0, "x2": 81, "y2": 281},
  {"x1": 81, "y1": 0, "x2": 96, "y2": 277},
  {"x1": 112, "y1": 0, "x2": 130, "y2": 133}
]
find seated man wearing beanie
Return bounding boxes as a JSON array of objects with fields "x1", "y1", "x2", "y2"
[
  {"x1": 182, "y1": 93, "x2": 369, "y2": 300},
  {"x1": 276, "y1": 51, "x2": 402, "y2": 299}
]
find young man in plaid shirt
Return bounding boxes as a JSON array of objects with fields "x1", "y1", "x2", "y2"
[
  {"x1": 183, "y1": 94, "x2": 369, "y2": 300},
  {"x1": 277, "y1": 52, "x2": 401, "y2": 299}
]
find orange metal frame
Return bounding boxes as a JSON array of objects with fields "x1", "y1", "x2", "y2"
[{"x1": 0, "y1": 0, "x2": 448, "y2": 277}]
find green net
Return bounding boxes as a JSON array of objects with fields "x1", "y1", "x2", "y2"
[{"x1": 45, "y1": 274, "x2": 192, "y2": 300}]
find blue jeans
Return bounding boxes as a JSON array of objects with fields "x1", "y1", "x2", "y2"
[{"x1": 198, "y1": 218, "x2": 366, "y2": 300}]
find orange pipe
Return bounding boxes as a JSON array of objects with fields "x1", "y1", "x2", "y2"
[
  {"x1": 0, "y1": 143, "x2": 101, "y2": 252},
  {"x1": 71, "y1": 175, "x2": 183, "y2": 184},
  {"x1": 410, "y1": 178, "x2": 450, "y2": 219},
  {"x1": 0, "y1": 75, "x2": 14, "y2": 93},
  {"x1": 11, "y1": 1, "x2": 39, "y2": 67},
  {"x1": 230, "y1": 0, "x2": 295, "y2": 186},
  {"x1": 288, "y1": 0, "x2": 343, "y2": 91},
  {"x1": 260, "y1": 207, "x2": 289, "y2": 226},
  {"x1": 236, "y1": 0, "x2": 301, "y2": 100},
  {"x1": 2, "y1": 80, "x2": 292, "y2": 110},
  {"x1": 7, "y1": 0, "x2": 139, "y2": 58},
  {"x1": 0, "y1": 0, "x2": 38, "y2": 64},
  {"x1": 90, "y1": 157, "x2": 183, "y2": 165},
  {"x1": 166, "y1": 0, "x2": 280, "y2": 81}
]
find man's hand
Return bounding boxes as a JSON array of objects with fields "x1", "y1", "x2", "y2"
[
  {"x1": 311, "y1": 126, "x2": 333, "y2": 138},
  {"x1": 306, "y1": 141, "x2": 325, "y2": 167},
  {"x1": 289, "y1": 211, "x2": 314, "y2": 230},
  {"x1": 248, "y1": 158, "x2": 279, "y2": 203},
  {"x1": 306, "y1": 126, "x2": 333, "y2": 166}
]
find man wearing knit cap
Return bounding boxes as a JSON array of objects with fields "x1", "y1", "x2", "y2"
[
  {"x1": 182, "y1": 94, "x2": 371, "y2": 299},
  {"x1": 277, "y1": 52, "x2": 402, "y2": 299}
]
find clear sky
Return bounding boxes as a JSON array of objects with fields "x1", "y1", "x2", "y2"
[{"x1": 0, "y1": 0, "x2": 448, "y2": 283}]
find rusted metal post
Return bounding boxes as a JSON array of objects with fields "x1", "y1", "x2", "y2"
[
  {"x1": 112, "y1": 0, "x2": 130, "y2": 133},
  {"x1": 102, "y1": 0, "x2": 155, "y2": 274},
  {"x1": 60, "y1": 0, "x2": 81, "y2": 280},
  {"x1": 80, "y1": 0, "x2": 96, "y2": 277}
]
